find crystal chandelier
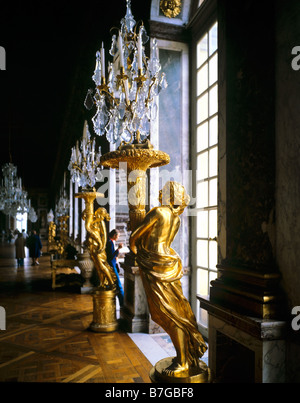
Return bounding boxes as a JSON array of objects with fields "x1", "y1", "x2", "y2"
[
  {"x1": 28, "y1": 201, "x2": 38, "y2": 223},
  {"x1": 47, "y1": 209, "x2": 54, "y2": 223},
  {"x1": 84, "y1": 0, "x2": 167, "y2": 147},
  {"x1": 0, "y1": 162, "x2": 33, "y2": 218},
  {"x1": 68, "y1": 121, "x2": 103, "y2": 190},
  {"x1": 55, "y1": 193, "x2": 70, "y2": 218}
]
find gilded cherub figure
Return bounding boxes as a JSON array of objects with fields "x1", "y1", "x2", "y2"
[{"x1": 130, "y1": 181, "x2": 207, "y2": 378}]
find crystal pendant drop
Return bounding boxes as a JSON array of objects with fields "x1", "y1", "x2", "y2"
[
  {"x1": 121, "y1": 0, "x2": 136, "y2": 33},
  {"x1": 84, "y1": 89, "x2": 94, "y2": 110},
  {"x1": 95, "y1": 168, "x2": 103, "y2": 182},
  {"x1": 109, "y1": 35, "x2": 118, "y2": 56},
  {"x1": 118, "y1": 102, "x2": 126, "y2": 119},
  {"x1": 148, "y1": 39, "x2": 161, "y2": 77},
  {"x1": 140, "y1": 25, "x2": 149, "y2": 44},
  {"x1": 92, "y1": 51, "x2": 102, "y2": 86},
  {"x1": 158, "y1": 72, "x2": 168, "y2": 93},
  {"x1": 106, "y1": 119, "x2": 115, "y2": 143},
  {"x1": 106, "y1": 109, "x2": 119, "y2": 144},
  {"x1": 92, "y1": 107, "x2": 106, "y2": 136},
  {"x1": 120, "y1": 122, "x2": 131, "y2": 143}
]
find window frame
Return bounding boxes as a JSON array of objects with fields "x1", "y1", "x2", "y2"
[{"x1": 189, "y1": 0, "x2": 218, "y2": 338}]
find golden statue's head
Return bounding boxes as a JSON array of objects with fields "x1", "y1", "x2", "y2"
[{"x1": 159, "y1": 181, "x2": 190, "y2": 210}]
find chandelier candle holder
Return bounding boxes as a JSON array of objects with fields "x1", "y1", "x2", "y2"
[{"x1": 68, "y1": 121, "x2": 103, "y2": 190}]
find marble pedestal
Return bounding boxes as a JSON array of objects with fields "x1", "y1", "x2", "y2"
[
  {"x1": 198, "y1": 296, "x2": 286, "y2": 383},
  {"x1": 120, "y1": 263, "x2": 149, "y2": 333}
]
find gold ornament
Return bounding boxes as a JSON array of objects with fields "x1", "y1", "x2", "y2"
[{"x1": 160, "y1": 0, "x2": 182, "y2": 19}]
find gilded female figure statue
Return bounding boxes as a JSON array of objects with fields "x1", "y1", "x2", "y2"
[
  {"x1": 130, "y1": 181, "x2": 207, "y2": 378},
  {"x1": 83, "y1": 206, "x2": 116, "y2": 288}
]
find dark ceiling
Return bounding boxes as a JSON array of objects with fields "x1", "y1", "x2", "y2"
[{"x1": 0, "y1": 0, "x2": 151, "y2": 203}]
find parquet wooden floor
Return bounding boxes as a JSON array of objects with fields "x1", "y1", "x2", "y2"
[{"x1": 0, "y1": 242, "x2": 152, "y2": 383}]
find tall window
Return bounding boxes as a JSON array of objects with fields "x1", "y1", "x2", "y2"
[{"x1": 193, "y1": 21, "x2": 218, "y2": 331}]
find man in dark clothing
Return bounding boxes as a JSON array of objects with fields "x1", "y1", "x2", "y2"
[
  {"x1": 26, "y1": 230, "x2": 42, "y2": 265},
  {"x1": 106, "y1": 229, "x2": 124, "y2": 307}
]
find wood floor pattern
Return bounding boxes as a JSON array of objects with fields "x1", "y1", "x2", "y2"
[{"x1": 0, "y1": 243, "x2": 152, "y2": 383}]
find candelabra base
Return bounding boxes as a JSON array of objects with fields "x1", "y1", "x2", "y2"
[{"x1": 89, "y1": 287, "x2": 118, "y2": 333}]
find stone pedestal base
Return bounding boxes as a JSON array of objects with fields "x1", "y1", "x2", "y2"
[
  {"x1": 120, "y1": 262, "x2": 149, "y2": 333},
  {"x1": 149, "y1": 357, "x2": 210, "y2": 383},
  {"x1": 89, "y1": 288, "x2": 118, "y2": 333},
  {"x1": 198, "y1": 296, "x2": 286, "y2": 383}
]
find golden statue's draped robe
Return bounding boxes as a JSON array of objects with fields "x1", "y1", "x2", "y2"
[{"x1": 130, "y1": 196, "x2": 207, "y2": 372}]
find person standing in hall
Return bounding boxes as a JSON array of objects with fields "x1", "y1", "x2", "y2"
[
  {"x1": 15, "y1": 232, "x2": 26, "y2": 267},
  {"x1": 106, "y1": 229, "x2": 124, "y2": 307},
  {"x1": 26, "y1": 230, "x2": 42, "y2": 265},
  {"x1": 22, "y1": 229, "x2": 28, "y2": 241}
]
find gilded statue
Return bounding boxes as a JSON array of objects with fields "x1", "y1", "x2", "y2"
[
  {"x1": 130, "y1": 181, "x2": 207, "y2": 378},
  {"x1": 82, "y1": 204, "x2": 116, "y2": 288}
]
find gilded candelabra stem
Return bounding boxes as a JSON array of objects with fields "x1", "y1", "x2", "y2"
[
  {"x1": 47, "y1": 221, "x2": 57, "y2": 253},
  {"x1": 100, "y1": 143, "x2": 170, "y2": 232},
  {"x1": 57, "y1": 215, "x2": 69, "y2": 257},
  {"x1": 48, "y1": 221, "x2": 56, "y2": 244},
  {"x1": 75, "y1": 191, "x2": 116, "y2": 289}
]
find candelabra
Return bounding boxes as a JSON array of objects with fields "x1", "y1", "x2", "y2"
[
  {"x1": 85, "y1": 0, "x2": 167, "y2": 147},
  {"x1": 68, "y1": 121, "x2": 103, "y2": 190},
  {"x1": 84, "y1": 0, "x2": 171, "y2": 234}
]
